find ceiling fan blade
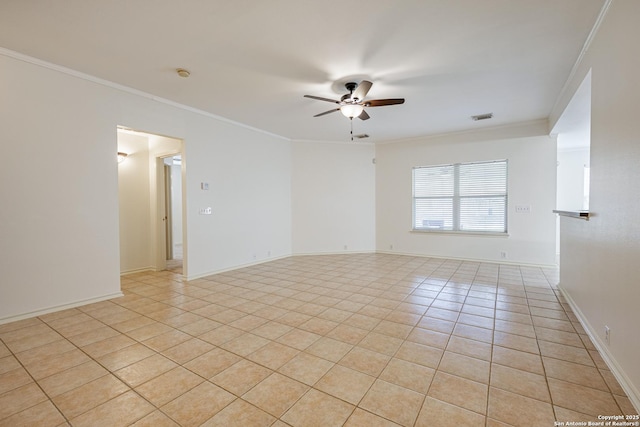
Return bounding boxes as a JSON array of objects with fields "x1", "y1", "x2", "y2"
[
  {"x1": 352, "y1": 80, "x2": 372, "y2": 101},
  {"x1": 365, "y1": 98, "x2": 405, "y2": 107},
  {"x1": 313, "y1": 108, "x2": 340, "y2": 117},
  {"x1": 304, "y1": 95, "x2": 340, "y2": 104},
  {"x1": 358, "y1": 110, "x2": 370, "y2": 121}
]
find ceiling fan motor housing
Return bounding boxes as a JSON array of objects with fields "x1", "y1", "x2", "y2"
[{"x1": 345, "y1": 82, "x2": 360, "y2": 101}]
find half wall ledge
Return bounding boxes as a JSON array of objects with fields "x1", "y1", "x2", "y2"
[{"x1": 553, "y1": 210, "x2": 590, "y2": 220}]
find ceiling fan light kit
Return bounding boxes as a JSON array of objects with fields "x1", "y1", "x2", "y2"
[{"x1": 340, "y1": 103, "x2": 364, "y2": 118}]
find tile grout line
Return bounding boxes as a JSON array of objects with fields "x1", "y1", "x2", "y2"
[{"x1": 0, "y1": 326, "x2": 71, "y2": 424}]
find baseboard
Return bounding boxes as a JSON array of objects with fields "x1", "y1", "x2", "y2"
[
  {"x1": 375, "y1": 250, "x2": 558, "y2": 269},
  {"x1": 187, "y1": 250, "x2": 554, "y2": 281},
  {"x1": 558, "y1": 286, "x2": 640, "y2": 413},
  {"x1": 120, "y1": 267, "x2": 156, "y2": 276},
  {"x1": 186, "y1": 254, "x2": 291, "y2": 281},
  {"x1": 0, "y1": 292, "x2": 124, "y2": 325},
  {"x1": 292, "y1": 250, "x2": 376, "y2": 257},
  {"x1": 186, "y1": 251, "x2": 379, "y2": 280}
]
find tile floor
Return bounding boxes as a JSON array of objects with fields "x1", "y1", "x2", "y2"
[{"x1": 0, "y1": 253, "x2": 637, "y2": 426}]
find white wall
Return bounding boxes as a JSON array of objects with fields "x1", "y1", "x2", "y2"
[
  {"x1": 117, "y1": 132, "x2": 153, "y2": 273},
  {"x1": 376, "y1": 121, "x2": 557, "y2": 266},
  {"x1": 557, "y1": 148, "x2": 590, "y2": 211},
  {"x1": 0, "y1": 55, "x2": 123, "y2": 321},
  {"x1": 550, "y1": 0, "x2": 640, "y2": 410},
  {"x1": 0, "y1": 51, "x2": 292, "y2": 321},
  {"x1": 182, "y1": 116, "x2": 292, "y2": 278},
  {"x1": 292, "y1": 141, "x2": 375, "y2": 254}
]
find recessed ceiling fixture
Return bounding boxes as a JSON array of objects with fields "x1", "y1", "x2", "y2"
[
  {"x1": 471, "y1": 113, "x2": 493, "y2": 121},
  {"x1": 176, "y1": 68, "x2": 190, "y2": 78}
]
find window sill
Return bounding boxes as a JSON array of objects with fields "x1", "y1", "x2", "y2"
[{"x1": 411, "y1": 229, "x2": 509, "y2": 237}]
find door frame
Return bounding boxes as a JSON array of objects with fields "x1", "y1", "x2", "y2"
[
  {"x1": 154, "y1": 151, "x2": 183, "y2": 273},
  {"x1": 164, "y1": 163, "x2": 173, "y2": 261}
]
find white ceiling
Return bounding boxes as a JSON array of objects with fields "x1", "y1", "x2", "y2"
[{"x1": 0, "y1": 0, "x2": 604, "y2": 143}]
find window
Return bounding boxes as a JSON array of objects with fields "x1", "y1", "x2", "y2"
[{"x1": 413, "y1": 159, "x2": 508, "y2": 233}]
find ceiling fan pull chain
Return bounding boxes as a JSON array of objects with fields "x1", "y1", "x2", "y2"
[{"x1": 350, "y1": 118, "x2": 354, "y2": 141}]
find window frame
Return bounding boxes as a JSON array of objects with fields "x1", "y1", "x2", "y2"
[{"x1": 412, "y1": 159, "x2": 509, "y2": 235}]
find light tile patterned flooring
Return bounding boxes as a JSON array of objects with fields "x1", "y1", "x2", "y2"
[{"x1": 0, "y1": 254, "x2": 636, "y2": 426}]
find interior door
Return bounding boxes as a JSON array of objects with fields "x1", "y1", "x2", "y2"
[
  {"x1": 155, "y1": 157, "x2": 167, "y2": 271},
  {"x1": 164, "y1": 163, "x2": 173, "y2": 260}
]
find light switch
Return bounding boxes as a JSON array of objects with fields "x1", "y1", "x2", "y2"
[
  {"x1": 201, "y1": 182, "x2": 209, "y2": 190},
  {"x1": 515, "y1": 205, "x2": 531, "y2": 213},
  {"x1": 199, "y1": 207, "x2": 212, "y2": 215}
]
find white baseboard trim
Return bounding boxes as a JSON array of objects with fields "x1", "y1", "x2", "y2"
[
  {"x1": 186, "y1": 255, "x2": 291, "y2": 281},
  {"x1": 0, "y1": 292, "x2": 124, "y2": 325},
  {"x1": 186, "y1": 251, "x2": 376, "y2": 281},
  {"x1": 292, "y1": 250, "x2": 376, "y2": 257},
  {"x1": 558, "y1": 286, "x2": 640, "y2": 413},
  {"x1": 187, "y1": 250, "x2": 554, "y2": 281},
  {"x1": 120, "y1": 267, "x2": 156, "y2": 276},
  {"x1": 375, "y1": 250, "x2": 558, "y2": 269}
]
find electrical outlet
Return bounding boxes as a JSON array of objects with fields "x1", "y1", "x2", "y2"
[
  {"x1": 500, "y1": 251, "x2": 507, "y2": 259},
  {"x1": 389, "y1": 244, "x2": 394, "y2": 250},
  {"x1": 344, "y1": 245, "x2": 348, "y2": 250},
  {"x1": 605, "y1": 326, "x2": 610, "y2": 345}
]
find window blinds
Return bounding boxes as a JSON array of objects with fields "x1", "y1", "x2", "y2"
[{"x1": 413, "y1": 160, "x2": 508, "y2": 233}]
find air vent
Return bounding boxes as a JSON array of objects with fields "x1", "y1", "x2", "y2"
[
  {"x1": 471, "y1": 113, "x2": 493, "y2": 121},
  {"x1": 353, "y1": 134, "x2": 369, "y2": 139}
]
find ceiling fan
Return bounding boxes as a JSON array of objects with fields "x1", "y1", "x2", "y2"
[{"x1": 304, "y1": 80, "x2": 405, "y2": 121}]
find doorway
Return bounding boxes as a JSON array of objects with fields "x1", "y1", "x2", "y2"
[
  {"x1": 163, "y1": 155, "x2": 183, "y2": 273},
  {"x1": 117, "y1": 127, "x2": 185, "y2": 276},
  {"x1": 551, "y1": 71, "x2": 591, "y2": 259}
]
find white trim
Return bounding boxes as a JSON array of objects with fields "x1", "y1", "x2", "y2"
[
  {"x1": 0, "y1": 47, "x2": 289, "y2": 142},
  {"x1": 376, "y1": 250, "x2": 557, "y2": 269},
  {"x1": 292, "y1": 250, "x2": 554, "y2": 269},
  {"x1": 1, "y1": 251, "x2": 557, "y2": 324},
  {"x1": 120, "y1": 267, "x2": 157, "y2": 276},
  {"x1": 292, "y1": 138, "x2": 373, "y2": 146},
  {"x1": 558, "y1": 286, "x2": 640, "y2": 413},
  {"x1": 188, "y1": 251, "x2": 382, "y2": 280},
  {"x1": 549, "y1": 0, "x2": 613, "y2": 125},
  {"x1": 185, "y1": 255, "x2": 292, "y2": 281},
  {"x1": 410, "y1": 230, "x2": 509, "y2": 238},
  {"x1": 376, "y1": 119, "x2": 550, "y2": 146},
  {"x1": 0, "y1": 292, "x2": 124, "y2": 325},
  {"x1": 292, "y1": 250, "x2": 377, "y2": 257}
]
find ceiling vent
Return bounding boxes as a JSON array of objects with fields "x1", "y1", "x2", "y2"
[{"x1": 471, "y1": 113, "x2": 493, "y2": 121}]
